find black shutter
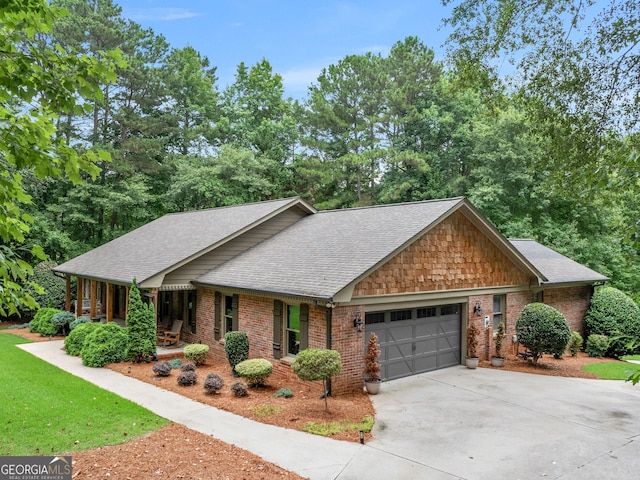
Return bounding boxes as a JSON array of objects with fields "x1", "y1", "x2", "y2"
[
  {"x1": 299, "y1": 303, "x2": 309, "y2": 351},
  {"x1": 273, "y1": 300, "x2": 282, "y2": 359},
  {"x1": 232, "y1": 294, "x2": 239, "y2": 331},
  {"x1": 214, "y1": 291, "x2": 221, "y2": 340}
]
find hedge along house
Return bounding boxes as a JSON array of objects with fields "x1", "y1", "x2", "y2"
[{"x1": 54, "y1": 196, "x2": 608, "y2": 393}]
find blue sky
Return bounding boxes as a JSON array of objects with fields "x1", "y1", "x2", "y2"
[{"x1": 116, "y1": 0, "x2": 455, "y2": 99}]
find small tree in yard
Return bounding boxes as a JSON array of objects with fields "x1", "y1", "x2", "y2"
[
  {"x1": 291, "y1": 349, "x2": 342, "y2": 412},
  {"x1": 126, "y1": 280, "x2": 156, "y2": 363},
  {"x1": 516, "y1": 303, "x2": 571, "y2": 365}
]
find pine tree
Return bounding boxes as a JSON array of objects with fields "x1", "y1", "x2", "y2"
[{"x1": 125, "y1": 280, "x2": 156, "y2": 362}]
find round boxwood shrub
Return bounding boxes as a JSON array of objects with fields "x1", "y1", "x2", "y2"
[
  {"x1": 177, "y1": 370, "x2": 197, "y2": 386},
  {"x1": 586, "y1": 334, "x2": 610, "y2": 357},
  {"x1": 184, "y1": 344, "x2": 209, "y2": 366},
  {"x1": 64, "y1": 322, "x2": 102, "y2": 356},
  {"x1": 81, "y1": 322, "x2": 128, "y2": 368},
  {"x1": 69, "y1": 316, "x2": 91, "y2": 331},
  {"x1": 230, "y1": 381, "x2": 248, "y2": 397},
  {"x1": 515, "y1": 303, "x2": 571, "y2": 365},
  {"x1": 181, "y1": 362, "x2": 196, "y2": 372},
  {"x1": 224, "y1": 331, "x2": 249, "y2": 376},
  {"x1": 51, "y1": 311, "x2": 75, "y2": 336},
  {"x1": 204, "y1": 373, "x2": 224, "y2": 394},
  {"x1": 234, "y1": 358, "x2": 273, "y2": 387},
  {"x1": 152, "y1": 361, "x2": 172, "y2": 377},
  {"x1": 585, "y1": 286, "x2": 640, "y2": 358}
]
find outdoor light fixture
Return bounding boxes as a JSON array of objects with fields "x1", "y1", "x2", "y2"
[
  {"x1": 359, "y1": 429, "x2": 365, "y2": 445},
  {"x1": 473, "y1": 301, "x2": 483, "y2": 317},
  {"x1": 353, "y1": 312, "x2": 363, "y2": 332}
]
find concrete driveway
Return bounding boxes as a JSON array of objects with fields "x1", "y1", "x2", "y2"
[{"x1": 340, "y1": 366, "x2": 640, "y2": 480}]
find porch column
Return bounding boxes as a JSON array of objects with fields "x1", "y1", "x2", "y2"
[
  {"x1": 76, "y1": 277, "x2": 83, "y2": 318},
  {"x1": 90, "y1": 280, "x2": 97, "y2": 319},
  {"x1": 65, "y1": 275, "x2": 71, "y2": 312},
  {"x1": 106, "y1": 283, "x2": 114, "y2": 323}
]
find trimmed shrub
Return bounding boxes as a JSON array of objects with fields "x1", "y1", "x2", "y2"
[
  {"x1": 152, "y1": 362, "x2": 172, "y2": 377},
  {"x1": 204, "y1": 373, "x2": 224, "y2": 394},
  {"x1": 586, "y1": 334, "x2": 610, "y2": 357},
  {"x1": 30, "y1": 308, "x2": 63, "y2": 335},
  {"x1": 168, "y1": 358, "x2": 182, "y2": 369},
  {"x1": 181, "y1": 362, "x2": 196, "y2": 372},
  {"x1": 567, "y1": 332, "x2": 583, "y2": 356},
  {"x1": 235, "y1": 359, "x2": 273, "y2": 387},
  {"x1": 292, "y1": 349, "x2": 342, "y2": 411},
  {"x1": 81, "y1": 322, "x2": 128, "y2": 368},
  {"x1": 585, "y1": 286, "x2": 640, "y2": 358},
  {"x1": 51, "y1": 311, "x2": 75, "y2": 336},
  {"x1": 21, "y1": 261, "x2": 67, "y2": 315},
  {"x1": 515, "y1": 303, "x2": 571, "y2": 365},
  {"x1": 184, "y1": 344, "x2": 209, "y2": 366},
  {"x1": 230, "y1": 381, "x2": 248, "y2": 397},
  {"x1": 273, "y1": 388, "x2": 293, "y2": 399},
  {"x1": 177, "y1": 370, "x2": 197, "y2": 386},
  {"x1": 64, "y1": 322, "x2": 101, "y2": 356},
  {"x1": 125, "y1": 281, "x2": 157, "y2": 363},
  {"x1": 69, "y1": 316, "x2": 91, "y2": 331},
  {"x1": 225, "y1": 331, "x2": 249, "y2": 376}
]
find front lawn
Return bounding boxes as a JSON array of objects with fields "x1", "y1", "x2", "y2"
[
  {"x1": 582, "y1": 361, "x2": 640, "y2": 380},
  {"x1": 0, "y1": 333, "x2": 169, "y2": 455}
]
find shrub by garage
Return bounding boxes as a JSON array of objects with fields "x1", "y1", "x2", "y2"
[{"x1": 516, "y1": 303, "x2": 571, "y2": 365}]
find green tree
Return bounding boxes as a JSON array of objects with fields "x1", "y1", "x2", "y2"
[
  {"x1": 125, "y1": 281, "x2": 156, "y2": 363},
  {"x1": 0, "y1": 0, "x2": 118, "y2": 316},
  {"x1": 444, "y1": 0, "x2": 640, "y2": 201},
  {"x1": 291, "y1": 349, "x2": 342, "y2": 412}
]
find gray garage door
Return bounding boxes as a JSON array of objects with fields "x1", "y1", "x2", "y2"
[{"x1": 364, "y1": 304, "x2": 461, "y2": 380}]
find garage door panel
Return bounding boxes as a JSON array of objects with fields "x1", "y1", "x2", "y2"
[{"x1": 365, "y1": 303, "x2": 461, "y2": 381}]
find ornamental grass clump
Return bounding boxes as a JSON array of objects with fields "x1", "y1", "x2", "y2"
[
  {"x1": 235, "y1": 358, "x2": 273, "y2": 387},
  {"x1": 204, "y1": 373, "x2": 224, "y2": 394},
  {"x1": 152, "y1": 361, "x2": 172, "y2": 377},
  {"x1": 184, "y1": 344, "x2": 209, "y2": 365},
  {"x1": 273, "y1": 387, "x2": 293, "y2": 398}
]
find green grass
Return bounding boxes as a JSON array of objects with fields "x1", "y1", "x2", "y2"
[
  {"x1": 621, "y1": 355, "x2": 640, "y2": 361},
  {"x1": 302, "y1": 416, "x2": 374, "y2": 436},
  {"x1": 0, "y1": 333, "x2": 169, "y2": 456},
  {"x1": 582, "y1": 361, "x2": 640, "y2": 380},
  {"x1": 251, "y1": 404, "x2": 284, "y2": 417}
]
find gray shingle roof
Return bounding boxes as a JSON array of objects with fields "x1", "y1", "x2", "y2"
[
  {"x1": 508, "y1": 239, "x2": 609, "y2": 285},
  {"x1": 54, "y1": 197, "x2": 308, "y2": 284},
  {"x1": 195, "y1": 197, "x2": 466, "y2": 298}
]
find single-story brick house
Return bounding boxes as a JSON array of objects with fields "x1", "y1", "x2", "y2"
[{"x1": 54, "y1": 197, "x2": 608, "y2": 393}]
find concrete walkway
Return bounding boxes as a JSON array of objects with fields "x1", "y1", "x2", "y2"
[{"x1": 19, "y1": 340, "x2": 640, "y2": 480}]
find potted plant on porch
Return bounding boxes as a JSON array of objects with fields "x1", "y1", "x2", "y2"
[
  {"x1": 491, "y1": 321, "x2": 506, "y2": 367},
  {"x1": 466, "y1": 322, "x2": 480, "y2": 369},
  {"x1": 363, "y1": 332, "x2": 382, "y2": 394}
]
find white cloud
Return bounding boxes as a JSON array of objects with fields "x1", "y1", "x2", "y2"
[{"x1": 125, "y1": 8, "x2": 202, "y2": 21}]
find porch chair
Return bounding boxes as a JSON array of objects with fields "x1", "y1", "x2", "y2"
[{"x1": 158, "y1": 319, "x2": 183, "y2": 348}]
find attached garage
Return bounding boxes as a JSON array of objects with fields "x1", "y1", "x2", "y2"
[{"x1": 365, "y1": 304, "x2": 462, "y2": 380}]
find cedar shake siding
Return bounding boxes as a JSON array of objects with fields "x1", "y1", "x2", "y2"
[{"x1": 353, "y1": 211, "x2": 531, "y2": 297}]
